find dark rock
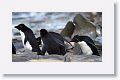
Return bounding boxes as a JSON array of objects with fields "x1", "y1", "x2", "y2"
[
  {"x1": 14, "y1": 32, "x2": 21, "y2": 36},
  {"x1": 12, "y1": 39, "x2": 24, "y2": 50},
  {"x1": 73, "y1": 14, "x2": 97, "y2": 39},
  {"x1": 60, "y1": 21, "x2": 75, "y2": 38}
]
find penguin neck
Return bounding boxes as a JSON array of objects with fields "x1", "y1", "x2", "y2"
[{"x1": 41, "y1": 33, "x2": 48, "y2": 38}]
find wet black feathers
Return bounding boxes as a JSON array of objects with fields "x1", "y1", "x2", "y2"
[
  {"x1": 71, "y1": 35, "x2": 100, "y2": 56},
  {"x1": 71, "y1": 35, "x2": 95, "y2": 45},
  {"x1": 15, "y1": 24, "x2": 41, "y2": 53},
  {"x1": 40, "y1": 29, "x2": 66, "y2": 55}
]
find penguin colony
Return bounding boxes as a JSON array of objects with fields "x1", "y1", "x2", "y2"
[{"x1": 13, "y1": 24, "x2": 100, "y2": 57}]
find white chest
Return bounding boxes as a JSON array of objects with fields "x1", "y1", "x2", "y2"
[
  {"x1": 20, "y1": 31, "x2": 32, "y2": 50},
  {"x1": 78, "y1": 41, "x2": 93, "y2": 55}
]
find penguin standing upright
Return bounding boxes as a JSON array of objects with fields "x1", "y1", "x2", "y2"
[{"x1": 15, "y1": 24, "x2": 42, "y2": 55}]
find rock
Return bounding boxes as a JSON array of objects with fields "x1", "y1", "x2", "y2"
[
  {"x1": 13, "y1": 49, "x2": 102, "y2": 62},
  {"x1": 95, "y1": 36, "x2": 102, "y2": 56},
  {"x1": 95, "y1": 36, "x2": 102, "y2": 45},
  {"x1": 28, "y1": 55, "x2": 64, "y2": 62},
  {"x1": 64, "y1": 54, "x2": 102, "y2": 62},
  {"x1": 64, "y1": 51, "x2": 73, "y2": 62},
  {"x1": 73, "y1": 43, "x2": 83, "y2": 55},
  {"x1": 12, "y1": 50, "x2": 65, "y2": 62},
  {"x1": 93, "y1": 12, "x2": 102, "y2": 36},
  {"x1": 73, "y1": 14, "x2": 97, "y2": 39},
  {"x1": 14, "y1": 32, "x2": 21, "y2": 36},
  {"x1": 96, "y1": 24, "x2": 102, "y2": 36},
  {"x1": 12, "y1": 39, "x2": 24, "y2": 50},
  {"x1": 12, "y1": 54, "x2": 29, "y2": 62},
  {"x1": 60, "y1": 21, "x2": 75, "y2": 38},
  {"x1": 64, "y1": 37, "x2": 72, "y2": 42},
  {"x1": 71, "y1": 55, "x2": 102, "y2": 62},
  {"x1": 28, "y1": 59, "x2": 64, "y2": 62}
]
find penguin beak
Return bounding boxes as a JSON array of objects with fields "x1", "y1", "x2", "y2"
[
  {"x1": 70, "y1": 40, "x2": 73, "y2": 42},
  {"x1": 70, "y1": 39, "x2": 78, "y2": 43},
  {"x1": 15, "y1": 26, "x2": 17, "y2": 28},
  {"x1": 14, "y1": 26, "x2": 19, "y2": 30},
  {"x1": 14, "y1": 26, "x2": 20, "y2": 31}
]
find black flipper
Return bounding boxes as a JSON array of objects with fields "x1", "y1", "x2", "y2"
[
  {"x1": 24, "y1": 37, "x2": 27, "y2": 45},
  {"x1": 36, "y1": 37, "x2": 41, "y2": 45}
]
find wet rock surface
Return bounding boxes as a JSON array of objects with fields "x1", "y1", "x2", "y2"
[
  {"x1": 60, "y1": 21, "x2": 75, "y2": 38},
  {"x1": 72, "y1": 14, "x2": 97, "y2": 39},
  {"x1": 64, "y1": 54, "x2": 102, "y2": 62},
  {"x1": 12, "y1": 49, "x2": 65, "y2": 62},
  {"x1": 70, "y1": 55, "x2": 102, "y2": 62},
  {"x1": 12, "y1": 46, "x2": 102, "y2": 62}
]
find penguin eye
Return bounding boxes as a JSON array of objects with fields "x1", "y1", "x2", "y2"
[{"x1": 19, "y1": 26, "x2": 23, "y2": 29}]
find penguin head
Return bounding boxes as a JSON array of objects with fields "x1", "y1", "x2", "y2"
[
  {"x1": 15, "y1": 24, "x2": 26, "y2": 31},
  {"x1": 40, "y1": 29, "x2": 48, "y2": 37},
  {"x1": 36, "y1": 37, "x2": 41, "y2": 45},
  {"x1": 71, "y1": 35, "x2": 80, "y2": 43}
]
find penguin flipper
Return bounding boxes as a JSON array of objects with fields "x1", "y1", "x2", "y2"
[{"x1": 24, "y1": 37, "x2": 27, "y2": 45}]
